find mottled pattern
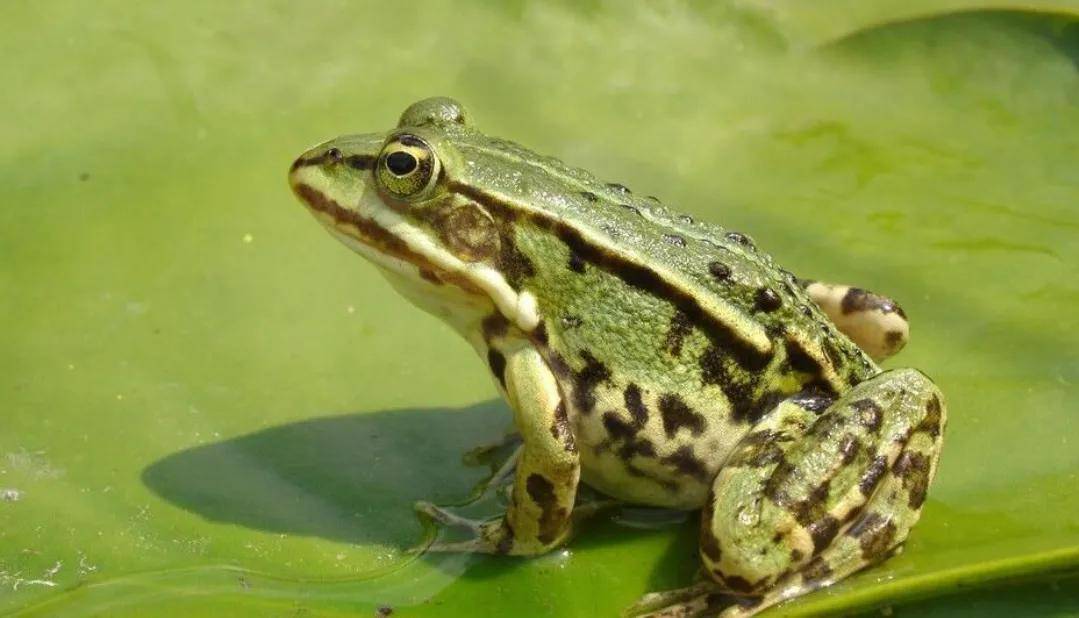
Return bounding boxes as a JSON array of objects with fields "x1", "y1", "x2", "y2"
[{"x1": 658, "y1": 394, "x2": 706, "y2": 438}]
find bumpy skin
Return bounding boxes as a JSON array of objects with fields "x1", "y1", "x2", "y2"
[{"x1": 288, "y1": 98, "x2": 946, "y2": 617}]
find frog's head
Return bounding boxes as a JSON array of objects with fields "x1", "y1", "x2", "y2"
[{"x1": 288, "y1": 97, "x2": 536, "y2": 329}]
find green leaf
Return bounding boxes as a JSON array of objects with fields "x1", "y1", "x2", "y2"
[{"x1": 2, "y1": 2, "x2": 1077, "y2": 616}]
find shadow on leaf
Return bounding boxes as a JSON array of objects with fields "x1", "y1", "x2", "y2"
[{"x1": 143, "y1": 400, "x2": 512, "y2": 549}]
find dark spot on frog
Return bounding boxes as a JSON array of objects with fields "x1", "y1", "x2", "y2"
[
  {"x1": 602, "y1": 411, "x2": 638, "y2": 441},
  {"x1": 660, "y1": 445, "x2": 711, "y2": 483},
  {"x1": 838, "y1": 433, "x2": 860, "y2": 464},
  {"x1": 893, "y1": 451, "x2": 931, "y2": 508},
  {"x1": 617, "y1": 436, "x2": 656, "y2": 460},
  {"x1": 665, "y1": 311, "x2": 694, "y2": 356},
  {"x1": 720, "y1": 574, "x2": 757, "y2": 594},
  {"x1": 807, "y1": 515, "x2": 840, "y2": 554},
  {"x1": 526, "y1": 473, "x2": 567, "y2": 545},
  {"x1": 699, "y1": 496, "x2": 721, "y2": 562},
  {"x1": 850, "y1": 399, "x2": 883, "y2": 433},
  {"x1": 567, "y1": 251, "x2": 586, "y2": 273},
  {"x1": 663, "y1": 233, "x2": 687, "y2": 247},
  {"x1": 606, "y1": 182, "x2": 631, "y2": 194},
  {"x1": 789, "y1": 386, "x2": 835, "y2": 413},
  {"x1": 658, "y1": 394, "x2": 706, "y2": 438},
  {"x1": 700, "y1": 529, "x2": 723, "y2": 566},
  {"x1": 801, "y1": 305, "x2": 814, "y2": 317},
  {"x1": 623, "y1": 383, "x2": 649, "y2": 427},
  {"x1": 859, "y1": 455, "x2": 888, "y2": 496},
  {"x1": 561, "y1": 314, "x2": 583, "y2": 329},
  {"x1": 678, "y1": 214, "x2": 694, "y2": 224},
  {"x1": 481, "y1": 313, "x2": 509, "y2": 341},
  {"x1": 725, "y1": 231, "x2": 755, "y2": 249},
  {"x1": 841, "y1": 287, "x2": 907, "y2": 319},
  {"x1": 801, "y1": 557, "x2": 834, "y2": 588},
  {"x1": 764, "y1": 458, "x2": 798, "y2": 507},
  {"x1": 572, "y1": 351, "x2": 611, "y2": 414},
  {"x1": 579, "y1": 191, "x2": 599, "y2": 202},
  {"x1": 919, "y1": 395, "x2": 943, "y2": 438},
  {"x1": 619, "y1": 203, "x2": 642, "y2": 217},
  {"x1": 846, "y1": 511, "x2": 897, "y2": 560},
  {"x1": 708, "y1": 261, "x2": 732, "y2": 283},
  {"x1": 548, "y1": 351, "x2": 572, "y2": 379},
  {"x1": 754, "y1": 287, "x2": 782, "y2": 312},
  {"x1": 497, "y1": 230, "x2": 535, "y2": 288},
  {"x1": 487, "y1": 348, "x2": 507, "y2": 389},
  {"x1": 744, "y1": 390, "x2": 785, "y2": 425},
  {"x1": 532, "y1": 321, "x2": 549, "y2": 345},
  {"x1": 885, "y1": 330, "x2": 905, "y2": 350},
  {"x1": 550, "y1": 401, "x2": 577, "y2": 453},
  {"x1": 699, "y1": 346, "x2": 762, "y2": 422},
  {"x1": 700, "y1": 533, "x2": 722, "y2": 563}
]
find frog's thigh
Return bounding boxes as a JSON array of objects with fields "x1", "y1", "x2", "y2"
[
  {"x1": 495, "y1": 343, "x2": 581, "y2": 555},
  {"x1": 802, "y1": 281, "x2": 909, "y2": 361},
  {"x1": 702, "y1": 369, "x2": 945, "y2": 610}
]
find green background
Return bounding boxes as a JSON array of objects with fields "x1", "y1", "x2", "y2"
[{"x1": 2, "y1": 1, "x2": 1078, "y2": 616}]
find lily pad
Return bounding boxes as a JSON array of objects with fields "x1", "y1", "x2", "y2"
[{"x1": 2, "y1": 2, "x2": 1077, "y2": 616}]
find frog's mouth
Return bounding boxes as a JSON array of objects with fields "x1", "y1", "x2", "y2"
[{"x1": 289, "y1": 161, "x2": 540, "y2": 332}]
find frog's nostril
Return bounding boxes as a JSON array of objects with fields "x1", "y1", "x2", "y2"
[{"x1": 326, "y1": 147, "x2": 343, "y2": 162}]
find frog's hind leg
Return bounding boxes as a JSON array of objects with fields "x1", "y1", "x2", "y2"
[
  {"x1": 633, "y1": 370, "x2": 945, "y2": 617},
  {"x1": 800, "y1": 281, "x2": 909, "y2": 361},
  {"x1": 705, "y1": 369, "x2": 944, "y2": 616}
]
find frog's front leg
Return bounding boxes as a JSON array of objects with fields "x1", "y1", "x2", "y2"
[
  {"x1": 420, "y1": 342, "x2": 580, "y2": 555},
  {"x1": 637, "y1": 369, "x2": 945, "y2": 617},
  {"x1": 800, "y1": 280, "x2": 910, "y2": 362}
]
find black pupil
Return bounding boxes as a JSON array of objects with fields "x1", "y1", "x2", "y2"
[{"x1": 386, "y1": 151, "x2": 418, "y2": 176}]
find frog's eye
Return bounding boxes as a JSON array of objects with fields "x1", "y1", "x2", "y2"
[{"x1": 376, "y1": 134, "x2": 440, "y2": 199}]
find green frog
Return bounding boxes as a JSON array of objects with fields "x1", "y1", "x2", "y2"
[{"x1": 288, "y1": 97, "x2": 946, "y2": 617}]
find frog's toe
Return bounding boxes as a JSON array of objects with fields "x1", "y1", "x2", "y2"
[{"x1": 414, "y1": 500, "x2": 483, "y2": 532}]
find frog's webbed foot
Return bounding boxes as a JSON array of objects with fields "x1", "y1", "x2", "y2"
[
  {"x1": 799, "y1": 280, "x2": 909, "y2": 361},
  {"x1": 412, "y1": 501, "x2": 509, "y2": 554},
  {"x1": 413, "y1": 487, "x2": 619, "y2": 555}
]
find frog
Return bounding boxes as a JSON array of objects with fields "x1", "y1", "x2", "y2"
[{"x1": 288, "y1": 97, "x2": 946, "y2": 617}]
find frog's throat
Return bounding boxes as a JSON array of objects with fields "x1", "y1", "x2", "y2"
[{"x1": 293, "y1": 182, "x2": 541, "y2": 332}]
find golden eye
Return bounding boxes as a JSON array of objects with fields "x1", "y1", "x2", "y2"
[{"x1": 376, "y1": 134, "x2": 439, "y2": 198}]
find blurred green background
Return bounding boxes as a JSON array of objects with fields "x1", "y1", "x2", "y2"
[{"x1": 2, "y1": 1, "x2": 1078, "y2": 616}]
